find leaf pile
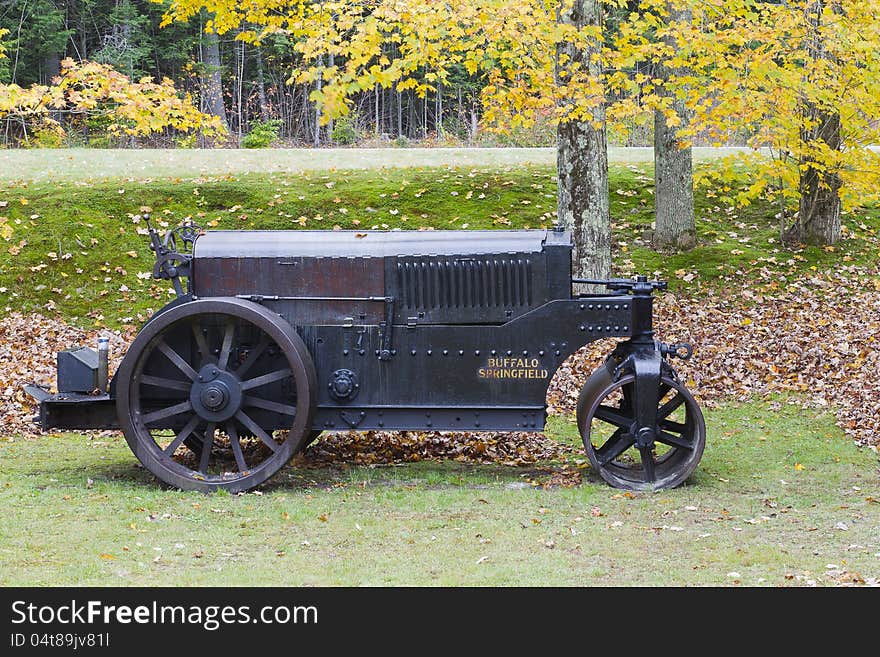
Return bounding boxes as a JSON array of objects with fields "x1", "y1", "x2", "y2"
[
  {"x1": 0, "y1": 312, "x2": 133, "y2": 436},
  {"x1": 547, "y1": 268, "x2": 880, "y2": 448},
  {"x1": 300, "y1": 428, "x2": 573, "y2": 468}
]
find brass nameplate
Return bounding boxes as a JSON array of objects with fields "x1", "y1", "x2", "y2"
[{"x1": 478, "y1": 357, "x2": 548, "y2": 380}]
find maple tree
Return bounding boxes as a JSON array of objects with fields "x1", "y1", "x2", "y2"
[
  {"x1": 0, "y1": 58, "x2": 226, "y2": 146},
  {"x1": 610, "y1": 0, "x2": 880, "y2": 246}
]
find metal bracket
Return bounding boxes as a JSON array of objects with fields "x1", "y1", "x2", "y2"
[
  {"x1": 608, "y1": 339, "x2": 662, "y2": 445},
  {"x1": 340, "y1": 410, "x2": 366, "y2": 429}
]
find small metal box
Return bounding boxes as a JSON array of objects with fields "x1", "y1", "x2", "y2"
[{"x1": 57, "y1": 347, "x2": 98, "y2": 393}]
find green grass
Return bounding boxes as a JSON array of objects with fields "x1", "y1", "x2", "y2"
[
  {"x1": 2, "y1": 163, "x2": 878, "y2": 329},
  {"x1": 0, "y1": 147, "x2": 759, "y2": 184},
  {"x1": 1, "y1": 401, "x2": 877, "y2": 586}
]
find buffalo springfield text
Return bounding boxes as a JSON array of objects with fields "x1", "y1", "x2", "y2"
[{"x1": 478, "y1": 357, "x2": 548, "y2": 380}]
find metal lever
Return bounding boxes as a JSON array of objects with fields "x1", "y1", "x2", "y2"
[{"x1": 144, "y1": 213, "x2": 198, "y2": 297}]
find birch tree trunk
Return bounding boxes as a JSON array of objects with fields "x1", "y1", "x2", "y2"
[
  {"x1": 653, "y1": 4, "x2": 695, "y2": 250},
  {"x1": 557, "y1": 0, "x2": 611, "y2": 292}
]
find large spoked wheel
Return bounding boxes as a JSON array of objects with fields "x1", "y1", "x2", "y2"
[
  {"x1": 116, "y1": 298, "x2": 316, "y2": 493},
  {"x1": 577, "y1": 370, "x2": 705, "y2": 491}
]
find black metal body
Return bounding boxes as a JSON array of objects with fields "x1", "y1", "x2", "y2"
[
  {"x1": 31, "y1": 227, "x2": 658, "y2": 434},
  {"x1": 26, "y1": 222, "x2": 707, "y2": 492}
]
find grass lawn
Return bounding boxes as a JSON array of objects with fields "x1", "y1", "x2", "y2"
[
  {"x1": 1, "y1": 149, "x2": 879, "y2": 586},
  {"x1": 0, "y1": 147, "x2": 759, "y2": 184},
  {"x1": 1, "y1": 402, "x2": 877, "y2": 586}
]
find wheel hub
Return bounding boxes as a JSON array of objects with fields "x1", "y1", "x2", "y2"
[
  {"x1": 200, "y1": 384, "x2": 229, "y2": 411},
  {"x1": 635, "y1": 426, "x2": 656, "y2": 449},
  {"x1": 190, "y1": 365, "x2": 242, "y2": 422}
]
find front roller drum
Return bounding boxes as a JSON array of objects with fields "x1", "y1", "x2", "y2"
[
  {"x1": 116, "y1": 297, "x2": 317, "y2": 493},
  {"x1": 577, "y1": 367, "x2": 706, "y2": 490}
]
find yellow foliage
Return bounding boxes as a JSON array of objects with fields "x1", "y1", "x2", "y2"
[
  {"x1": 156, "y1": 0, "x2": 880, "y2": 210},
  {"x1": 609, "y1": 0, "x2": 880, "y2": 210},
  {"x1": 0, "y1": 58, "x2": 226, "y2": 146}
]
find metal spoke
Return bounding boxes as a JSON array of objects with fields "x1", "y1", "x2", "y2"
[
  {"x1": 639, "y1": 447, "x2": 656, "y2": 482},
  {"x1": 596, "y1": 430, "x2": 635, "y2": 466},
  {"x1": 241, "y1": 368, "x2": 292, "y2": 391},
  {"x1": 163, "y1": 415, "x2": 201, "y2": 456},
  {"x1": 191, "y1": 321, "x2": 215, "y2": 366},
  {"x1": 142, "y1": 400, "x2": 193, "y2": 426},
  {"x1": 157, "y1": 340, "x2": 197, "y2": 381},
  {"x1": 658, "y1": 393, "x2": 685, "y2": 420},
  {"x1": 199, "y1": 423, "x2": 216, "y2": 474},
  {"x1": 235, "y1": 410, "x2": 279, "y2": 453},
  {"x1": 218, "y1": 319, "x2": 235, "y2": 371},
  {"x1": 656, "y1": 431, "x2": 693, "y2": 450},
  {"x1": 227, "y1": 423, "x2": 248, "y2": 472},
  {"x1": 243, "y1": 395, "x2": 297, "y2": 416},
  {"x1": 660, "y1": 419, "x2": 688, "y2": 434},
  {"x1": 593, "y1": 405, "x2": 633, "y2": 429},
  {"x1": 139, "y1": 374, "x2": 191, "y2": 392},
  {"x1": 236, "y1": 336, "x2": 269, "y2": 378}
]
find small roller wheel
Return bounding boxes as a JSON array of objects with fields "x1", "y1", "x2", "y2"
[{"x1": 577, "y1": 372, "x2": 705, "y2": 490}]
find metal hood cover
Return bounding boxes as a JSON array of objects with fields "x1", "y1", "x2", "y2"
[{"x1": 194, "y1": 229, "x2": 567, "y2": 258}]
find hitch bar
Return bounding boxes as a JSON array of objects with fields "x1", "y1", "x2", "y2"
[{"x1": 572, "y1": 275, "x2": 667, "y2": 292}]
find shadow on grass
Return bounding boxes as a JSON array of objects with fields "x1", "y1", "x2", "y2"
[{"x1": 77, "y1": 452, "x2": 590, "y2": 495}]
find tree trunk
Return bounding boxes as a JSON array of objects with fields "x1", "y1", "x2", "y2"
[
  {"x1": 787, "y1": 0, "x2": 842, "y2": 246},
  {"x1": 200, "y1": 20, "x2": 228, "y2": 130},
  {"x1": 235, "y1": 38, "x2": 244, "y2": 141},
  {"x1": 653, "y1": 4, "x2": 695, "y2": 250},
  {"x1": 436, "y1": 83, "x2": 443, "y2": 136},
  {"x1": 397, "y1": 88, "x2": 403, "y2": 137},
  {"x1": 653, "y1": 112, "x2": 695, "y2": 249},
  {"x1": 374, "y1": 84, "x2": 380, "y2": 137},
  {"x1": 314, "y1": 54, "x2": 323, "y2": 147},
  {"x1": 556, "y1": 0, "x2": 611, "y2": 291},
  {"x1": 327, "y1": 52, "x2": 335, "y2": 140},
  {"x1": 470, "y1": 103, "x2": 478, "y2": 143},
  {"x1": 43, "y1": 54, "x2": 61, "y2": 85},
  {"x1": 792, "y1": 108, "x2": 841, "y2": 245},
  {"x1": 255, "y1": 46, "x2": 270, "y2": 122}
]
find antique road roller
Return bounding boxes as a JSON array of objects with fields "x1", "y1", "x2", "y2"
[{"x1": 26, "y1": 218, "x2": 705, "y2": 492}]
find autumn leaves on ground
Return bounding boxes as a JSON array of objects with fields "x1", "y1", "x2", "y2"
[{"x1": 1, "y1": 152, "x2": 879, "y2": 586}]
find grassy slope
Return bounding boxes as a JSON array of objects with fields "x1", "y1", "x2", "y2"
[
  {"x1": 2, "y1": 163, "x2": 878, "y2": 329},
  {"x1": 1, "y1": 405, "x2": 877, "y2": 586}
]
